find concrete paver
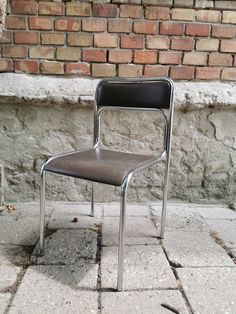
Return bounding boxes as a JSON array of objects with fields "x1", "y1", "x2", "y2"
[
  {"x1": 177, "y1": 267, "x2": 236, "y2": 314},
  {"x1": 0, "y1": 293, "x2": 11, "y2": 314},
  {"x1": 206, "y1": 219, "x2": 236, "y2": 249},
  {"x1": 103, "y1": 203, "x2": 149, "y2": 217},
  {"x1": 0, "y1": 245, "x2": 31, "y2": 266},
  {"x1": 0, "y1": 265, "x2": 21, "y2": 290},
  {"x1": 197, "y1": 205, "x2": 236, "y2": 220}
]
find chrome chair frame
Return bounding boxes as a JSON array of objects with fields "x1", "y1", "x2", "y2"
[{"x1": 39, "y1": 77, "x2": 174, "y2": 291}]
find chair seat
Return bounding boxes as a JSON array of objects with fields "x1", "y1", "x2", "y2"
[{"x1": 44, "y1": 148, "x2": 157, "y2": 186}]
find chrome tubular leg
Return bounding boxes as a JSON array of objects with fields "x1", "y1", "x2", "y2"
[
  {"x1": 40, "y1": 170, "x2": 46, "y2": 255},
  {"x1": 91, "y1": 182, "x2": 94, "y2": 217},
  {"x1": 160, "y1": 157, "x2": 170, "y2": 239}
]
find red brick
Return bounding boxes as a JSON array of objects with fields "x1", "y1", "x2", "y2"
[
  {"x1": 0, "y1": 59, "x2": 13, "y2": 72},
  {"x1": 65, "y1": 63, "x2": 90, "y2": 76},
  {"x1": 144, "y1": 65, "x2": 169, "y2": 77},
  {"x1": 92, "y1": 64, "x2": 116, "y2": 77},
  {"x1": 159, "y1": 51, "x2": 181, "y2": 64},
  {"x1": 55, "y1": 19, "x2": 80, "y2": 32},
  {"x1": 0, "y1": 31, "x2": 12, "y2": 44},
  {"x1": 120, "y1": 5, "x2": 143, "y2": 19},
  {"x1": 66, "y1": 3, "x2": 91, "y2": 16},
  {"x1": 14, "y1": 31, "x2": 39, "y2": 44},
  {"x1": 160, "y1": 22, "x2": 184, "y2": 35},
  {"x1": 56, "y1": 47, "x2": 80, "y2": 61},
  {"x1": 221, "y1": 40, "x2": 236, "y2": 53},
  {"x1": 145, "y1": 6, "x2": 169, "y2": 20},
  {"x1": 82, "y1": 50, "x2": 106, "y2": 62},
  {"x1": 197, "y1": 10, "x2": 221, "y2": 22},
  {"x1": 38, "y1": 2, "x2": 64, "y2": 16},
  {"x1": 183, "y1": 52, "x2": 207, "y2": 65},
  {"x1": 29, "y1": 47, "x2": 54, "y2": 59},
  {"x1": 41, "y1": 33, "x2": 65, "y2": 45},
  {"x1": 133, "y1": 21, "x2": 157, "y2": 35},
  {"x1": 11, "y1": 0, "x2": 37, "y2": 15},
  {"x1": 94, "y1": 34, "x2": 117, "y2": 48},
  {"x1": 108, "y1": 19, "x2": 130, "y2": 33},
  {"x1": 171, "y1": 38, "x2": 194, "y2": 51},
  {"x1": 146, "y1": 36, "x2": 169, "y2": 49},
  {"x1": 212, "y1": 25, "x2": 236, "y2": 38},
  {"x1": 221, "y1": 68, "x2": 236, "y2": 81},
  {"x1": 93, "y1": 4, "x2": 117, "y2": 18},
  {"x1": 118, "y1": 64, "x2": 143, "y2": 77},
  {"x1": 186, "y1": 23, "x2": 210, "y2": 36},
  {"x1": 29, "y1": 17, "x2": 52, "y2": 30},
  {"x1": 5, "y1": 16, "x2": 26, "y2": 30},
  {"x1": 82, "y1": 19, "x2": 106, "y2": 32},
  {"x1": 134, "y1": 51, "x2": 157, "y2": 64},
  {"x1": 234, "y1": 56, "x2": 236, "y2": 67},
  {"x1": 170, "y1": 66, "x2": 194, "y2": 80},
  {"x1": 2, "y1": 46, "x2": 27, "y2": 58},
  {"x1": 15, "y1": 60, "x2": 39, "y2": 74},
  {"x1": 40, "y1": 61, "x2": 64, "y2": 75},
  {"x1": 196, "y1": 67, "x2": 221, "y2": 80},
  {"x1": 209, "y1": 53, "x2": 233, "y2": 66},
  {"x1": 67, "y1": 33, "x2": 92, "y2": 47},
  {"x1": 120, "y1": 34, "x2": 144, "y2": 49},
  {"x1": 109, "y1": 50, "x2": 132, "y2": 63}
]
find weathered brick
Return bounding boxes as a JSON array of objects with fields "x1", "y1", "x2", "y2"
[
  {"x1": 11, "y1": 0, "x2": 37, "y2": 15},
  {"x1": 41, "y1": 33, "x2": 65, "y2": 45},
  {"x1": 208, "y1": 53, "x2": 232, "y2": 66},
  {"x1": 82, "y1": 50, "x2": 106, "y2": 62},
  {"x1": 196, "y1": 38, "x2": 219, "y2": 51},
  {"x1": 172, "y1": 8, "x2": 195, "y2": 21},
  {"x1": 39, "y1": 2, "x2": 64, "y2": 16},
  {"x1": 195, "y1": 0, "x2": 214, "y2": 9},
  {"x1": 212, "y1": 25, "x2": 236, "y2": 38},
  {"x1": 5, "y1": 16, "x2": 26, "y2": 30},
  {"x1": 221, "y1": 68, "x2": 236, "y2": 80},
  {"x1": 29, "y1": 47, "x2": 54, "y2": 59},
  {"x1": 159, "y1": 51, "x2": 181, "y2": 64},
  {"x1": 221, "y1": 39, "x2": 236, "y2": 53},
  {"x1": 92, "y1": 63, "x2": 116, "y2": 77},
  {"x1": 185, "y1": 23, "x2": 210, "y2": 36},
  {"x1": 183, "y1": 52, "x2": 207, "y2": 65},
  {"x1": 170, "y1": 66, "x2": 194, "y2": 80},
  {"x1": 215, "y1": 1, "x2": 236, "y2": 9},
  {"x1": 146, "y1": 36, "x2": 169, "y2": 49},
  {"x1": 120, "y1": 5, "x2": 143, "y2": 19},
  {"x1": 0, "y1": 59, "x2": 13, "y2": 72},
  {"x1": 120, "y1": 34, "x2": 144, "y2": 49},
  {"x1": 14, "y1": 31, "x2": 39, "y2": 44},
  {"x1": 15, "y1": 60, "x2": 39, "y2": 74},
  {"x1": 197, "y1": 10, "x2": 221, "y2": 23},
  {"x1": 143, "y1": 0, "x2": 172, "y2": 5},
  {"x1": 0, "y1": 31, "x2": 12, "y2": 44},
  {"x1": 67, "y1": 33, "x2": 92, "y2": 47},
  {"x1": 109, "y1": 50, "x2": 132, "y2": 63},
  {"x1": 134, "y1": 50, "x2": 157, "y2": 64},
  {"x1": 56, "y1": 47, "x2": 80, "y2": 61},
  {"x1": 40, "y1": 61, "x2": 64, "y2": 75},
  {"x1": 133, "y1": 21, "x2": 157, "y2": 35},
  {"x1": 160, "y1": 22, "x2": 184, "y2": 35},
  {"x1": 234, "y1": 56, "x2": 236, "y2": 67},
  {"x1": 65, "y1": 63, "x2": 90, "y2": 76},
  {"x1": 118, "y1": 64, "x2": 143, "y2": 77},
  {"x1": 144, "y1": 65, "x2": 169, "y2": 77},
  {"x1": 93, "y1": 4, "x2": 117, "y2": 18},
  {"x1": 2, "y1": 46, "x2": 27, "y2": 58},
  {"x1": 222, "y1": 11, "x2": 236, "y2": 24},
  {"x1": 94, "y1": 34, "x2": 117, "y2": 48},
  {"x1": 108, "y1": 19, "x2": 130, "y2": 33},
  {"x1": 66, "y1": 3, "x2": 91, "y2": 17},
  {"x1": 196, "y1": 67, "x2": 221, "y2": 80},
  {"x1": 174, "y1": 0, "x2": 194, "y2": 7},
  {"x1": 145, "y1": 6, "x2": 169, "y2": 20},
  {"x1": 171, "y1": 37, "x2": 194, "y2": 51},
  {"x1": 29, "y1": 17, "x2": 53, "y2": 30},
  {"x1": 82, "y1": 19, "x2": 106, "y2": 32},
  {"x1": 55, "y1": 19, "x2": 80, "y2": 32}
]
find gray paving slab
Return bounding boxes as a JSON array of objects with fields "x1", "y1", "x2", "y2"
[
  {"x1": 230, "y1": 248, "x2": 236, "y2": 259},
  {"x1": 207, "y1": 219, "x2": 236, "y2": 248},
  {"x1": 197, "y1": 205, "x2": 236, "y2": 220},
  {"x1": 163, "y1": 231, "x2": 234, "y2": 267},
  {"x1": 151, "y1": 204, "x2": 207, "y2": 231},
  {"x1": 177, "y1": 267, "x2": 236, "y2": 314},
  {"x1": 48, "y1": 214, "x2": 101, "y2": 230},
  {"x1": 0, "y1": 293, "x2": 12, "y2": 314},
  {"x1": 31, "y1": 229, "x2": 97, "y2": 265},
  {"x1": 14, "y1": 202, "x2": 54, "y2": 217},
  {"x1": 101, "y1": 245, "x2": 177, "y2": 290},
  {"x1": 9, "y1": 264, "x2": 98, "y2": 314},
  {"x1": 0, "y1": 245, "x2": 31, "y2": 266},
  {"x1": 0, "y1": 265, "x2": 21, "y2": 290},
  {"x1": 102, "y1": 217, "x2": 159, "y2": 246},
  {"x1": 103, "y1": 203, "x2": 149, "y2": 217},
  {"x1": 101, "y1": 290, "x2": 190, "y2": 314}
]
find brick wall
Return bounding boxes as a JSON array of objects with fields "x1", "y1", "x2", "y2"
[{"x1": 0, "y1": 0, "x2": 236, "y2": 80}]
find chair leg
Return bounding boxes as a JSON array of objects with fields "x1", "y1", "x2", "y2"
[
  {"x1": 40, "y1": 170, "x2": 46, "y2": 255},
  {"x1": 160, "y1": 157, "x2": 170, "y2": 239},
  {"x1": 91, "y1": 182, "x2": 94, "y2": 217}
]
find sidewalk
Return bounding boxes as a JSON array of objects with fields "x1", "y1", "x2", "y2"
[{"x1": 0, "y1": 202, "x2": 235, "y2": 314}]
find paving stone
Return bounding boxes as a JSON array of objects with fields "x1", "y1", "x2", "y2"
[
  {"x1": 0, "y1": 245, "x2": 31, "y2": 266},
  {"x1": 163, "y1": 231, "x2": 234, "y2": 267},
  {"x1": 197, "y1": 205, "x2": 236, "y2": 220},
  {"x1": 0, "y1": 293, "x2": 12, "y2": 314},
  {"x1": 230, "y1": 248, "x2": 236, "y2": 259},
  {"x1": 14, "y1": 202, "x2": 54, "y2": 218},
  {"x1": 0, "y1": 266, "x2": 21, "y2": 290},
  {"x1": 151, "y1": 204, "x2": 207, "y2": 231},
  {"x1": 102, "y1": 217, "x2": 159, "y2": 246},
  {"x1": 9, "y1": 264, "x2": 98, "y2": 314},
  {"x1": 101, "y1": 290, "x2": 189, "y2": 314},
  {"x1": 101, "y1": 245, "x2": 177, "y2": 290},
  {"x1": 103, "y1": 203, "x2": 149, "y2": 217},
  {"x1": 207, "y1": 219, "x2": 236, "y2": 249},
  {"x1": 177, "y1": 267, "x2": 236, "y2": 314},
  {"x1": 31, "y1": 229, "x2": 97, "y2": 265}
]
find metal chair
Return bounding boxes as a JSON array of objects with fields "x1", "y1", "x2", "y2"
[{"x1": 39, "y1": 77, "x2": 174, "y2": 291}]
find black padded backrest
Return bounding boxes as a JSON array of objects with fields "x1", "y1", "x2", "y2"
[{"x1": 96, "y1": 78, "x2": 173, "y2": 109}]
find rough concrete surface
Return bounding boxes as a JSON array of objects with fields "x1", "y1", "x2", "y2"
[
  {"x1": 0, "y1": 265, "x2": 20, "y2": 290},
  {"x1": 0, "y1": 293, "x2": 11, "y2": 314}
]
